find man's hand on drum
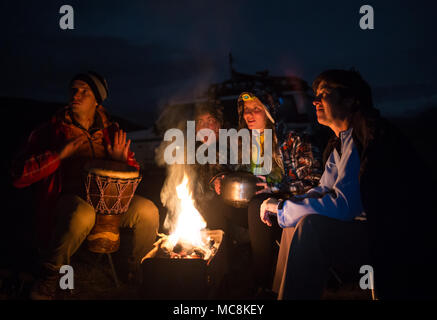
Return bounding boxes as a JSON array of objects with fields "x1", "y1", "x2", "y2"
[
  {"x1": 58, "y1": 135, "x2": 87, "y2": 160},
  {"x1": 260, "y1": 197, "x2": 280, "y2": 227},
  {"x1": 108, "y1": 129, "x2": 132, "y2": 162}
]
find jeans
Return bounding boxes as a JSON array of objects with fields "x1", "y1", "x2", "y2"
[{"x1": 45, "y1": 194, "x2": 159, "y2": 268}]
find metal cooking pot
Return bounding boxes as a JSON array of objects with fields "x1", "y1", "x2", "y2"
[{"x1": 210, "y1": 171, "x2": 259, "y2": 208}]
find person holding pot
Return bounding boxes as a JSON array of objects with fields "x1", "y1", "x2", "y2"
[
  {"x1": 189, "y1": 100, "x2": 253, "y2": 282},
  {"x1": 235, "y1": 89, "x2": 323, "y2": 297},
  {"x1": 191, "y1": 100, "x2": 246, "y2": 231}
]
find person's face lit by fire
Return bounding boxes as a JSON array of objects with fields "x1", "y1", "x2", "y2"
[
  {"x1": 195, "y1": 112, "x2": 220, "y2": 144},
  {"x1": 313, "y1": 81, "x2": 351, "y2": 131},
  {"x1": 69, "y1": 80, "x2": 98, "y2": 115},
  {"x1": 243, "y1": 99, "x2": 267, "y2": 132}
]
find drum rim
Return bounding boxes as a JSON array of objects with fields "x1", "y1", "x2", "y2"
[{"x1": 85, "y1": 171, "x2": 143, "y2": 182}]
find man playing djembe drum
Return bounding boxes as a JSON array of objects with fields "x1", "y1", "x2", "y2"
[{"x1": 11, "y1": 71, "x2": 159, "y2": 300}]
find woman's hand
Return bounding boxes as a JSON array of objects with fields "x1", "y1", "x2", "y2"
[
  {"x1": 213, "y1": 175, "x2": 224, "y2": 195},
  {"x1": 255, "y1": 175, "x2": 273, "y2": 195},
  {"x1": 260, "y1": 197, "x2": 280, "y2": 227},
  {"x1": 108, "y1": 130, "x2": 131, "y2": 162}
]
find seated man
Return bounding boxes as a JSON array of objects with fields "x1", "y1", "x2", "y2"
[
  {"x1": 11, "y1": 71, "x2": 159, "y2": 299},
  {"x1": 260, "y1": 69, "x2": 436, "y2": 300}
]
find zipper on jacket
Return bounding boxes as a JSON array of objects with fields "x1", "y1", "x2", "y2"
[
  {"x1": 69, "y1": 111, "x2": 101, "y2": 159},
  {"x1": 87, "y1": 136, "x2": 96, "y2": 158}
]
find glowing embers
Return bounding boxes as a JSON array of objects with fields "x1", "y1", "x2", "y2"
[{"x1": 142, "y1": 230, "x2": 222, "y2": 263}]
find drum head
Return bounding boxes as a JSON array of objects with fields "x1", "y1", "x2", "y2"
[{"x1": 84, "y1": 159, "x2": 139, "y2": 179}]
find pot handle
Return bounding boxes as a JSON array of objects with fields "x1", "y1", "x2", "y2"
[{"x1": 208, "y1": 171, "x2": 228, "y2": 191}]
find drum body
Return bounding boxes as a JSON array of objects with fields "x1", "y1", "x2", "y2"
[{"x1": 84, "y1": 160, "x2": 142, "y2": 253}]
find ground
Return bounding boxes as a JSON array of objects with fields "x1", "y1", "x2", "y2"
[{"x1": 0, "y1": 230, "x2": 372, "y2": 300}]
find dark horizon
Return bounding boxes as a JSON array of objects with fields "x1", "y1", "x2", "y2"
[{"x1": 1, "y1": 1, "x2": 437, "y2": 126}]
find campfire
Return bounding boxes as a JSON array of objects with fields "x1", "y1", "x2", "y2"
[{"x1": 142, "y1": 174, "x2": 222, "y2": 263}]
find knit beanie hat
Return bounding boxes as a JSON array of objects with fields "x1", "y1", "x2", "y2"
[{"x1": 70, "y1": 71, "x2": 109, "y2": 104}]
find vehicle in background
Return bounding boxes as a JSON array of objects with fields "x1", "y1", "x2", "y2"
[{"x1": 128, "y1": 65, "x2": 321, "y2": 169}]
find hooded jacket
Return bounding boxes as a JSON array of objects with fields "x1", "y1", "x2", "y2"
[{"x1": 11, "y1": 105, "x2": 139, "y2": 247}]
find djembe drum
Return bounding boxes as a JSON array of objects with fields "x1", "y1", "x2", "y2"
[{"x1": 84, "y1": 159, "x2": 142, "y2": 253}]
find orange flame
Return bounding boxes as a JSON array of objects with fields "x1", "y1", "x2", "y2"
[{"x1": 167, "y1": 174, "x2": 207, "y2": 248}]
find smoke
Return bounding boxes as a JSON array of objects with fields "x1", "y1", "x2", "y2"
[
  {"x1": 151, "y1": 53, "x2": 226, "y2": 225},
  {"x1": 149, "y1": 32, "x2": 237, "y2": 233}
]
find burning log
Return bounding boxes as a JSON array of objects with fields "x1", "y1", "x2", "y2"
[{"x1": 141, "y1": 229, "x2": 223, "y2": 264}]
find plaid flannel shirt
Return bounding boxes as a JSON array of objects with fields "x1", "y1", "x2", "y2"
[{"x1": 274, "y1": 130, "x2": 323, "y2": 195}]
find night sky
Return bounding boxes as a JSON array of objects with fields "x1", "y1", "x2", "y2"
[{"x1": 1, "y1": 0, "x2": 437, "y2": 126}]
